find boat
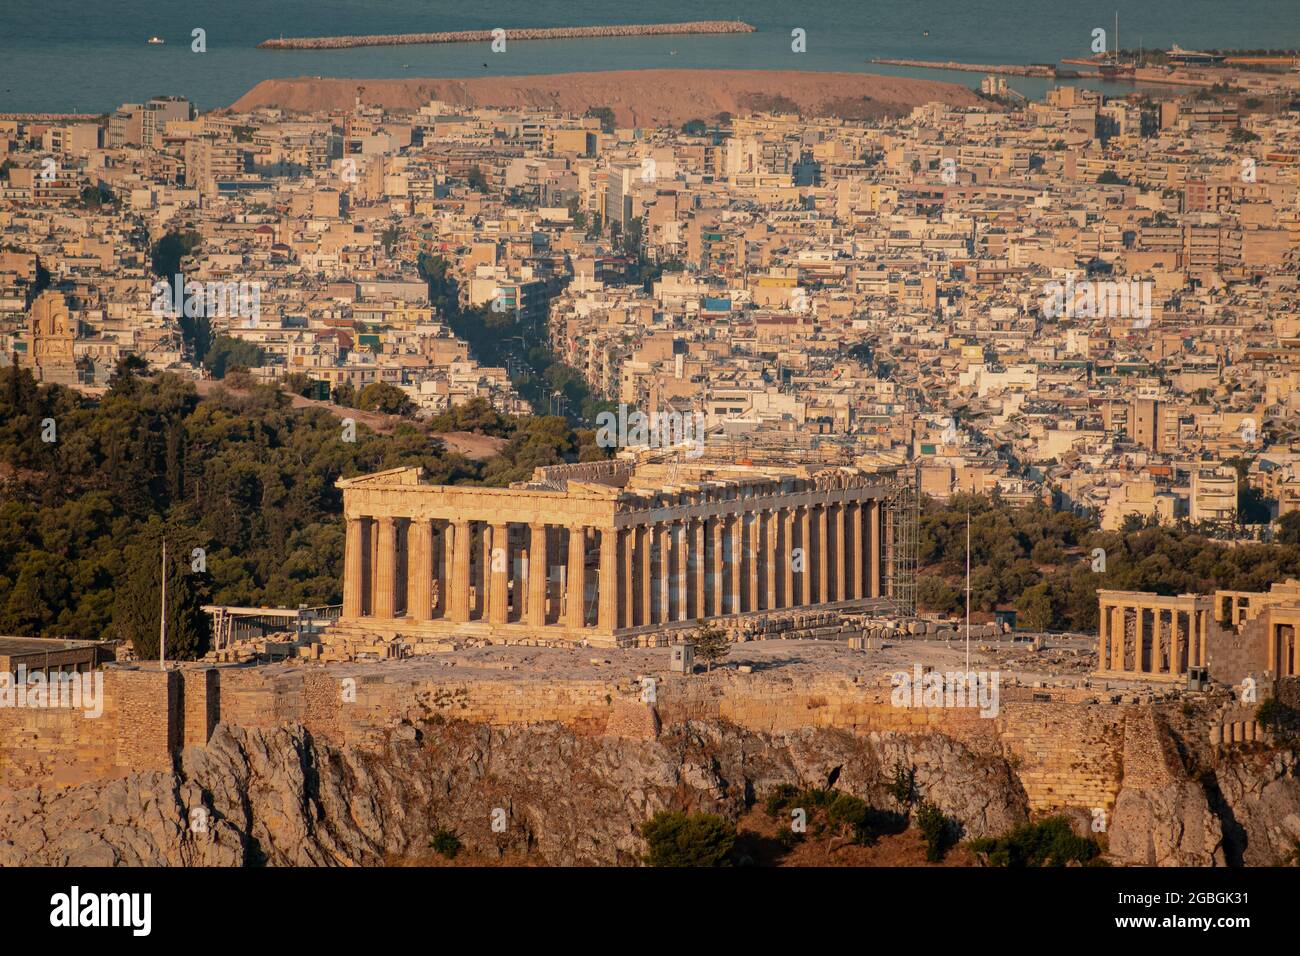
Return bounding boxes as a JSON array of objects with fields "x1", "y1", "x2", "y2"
[
  {"x1": 1098, "y1": 12, "x2": 1135, "y2": 78},
  {"x1": 147, "y1": 36, "x2": 165, "y2": 45}
]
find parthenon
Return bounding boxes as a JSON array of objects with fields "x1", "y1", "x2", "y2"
[{"x1": 331, "y1": 457, "x2": 906, "y2": 648}]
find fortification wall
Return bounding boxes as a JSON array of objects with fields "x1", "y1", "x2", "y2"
[
  {"x1": 0, "y1": 668, "x2": 178, "y2": 789},
  {"x1": 0, "y1": 664, "x2": 1131, "y2": 814}
]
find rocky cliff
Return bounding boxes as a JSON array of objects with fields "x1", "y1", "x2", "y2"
[{"x1": 2, "y1": 715, "x2": 1296, "y2": 866}]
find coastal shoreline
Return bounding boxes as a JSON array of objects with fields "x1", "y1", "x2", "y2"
[{"x1": 258, "y1": 20, "x2": 756, "y2": 51}]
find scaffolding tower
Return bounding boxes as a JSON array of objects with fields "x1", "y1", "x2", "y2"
[{"x1": 882, "y1": 464, "x2": 919, "y2": 618}]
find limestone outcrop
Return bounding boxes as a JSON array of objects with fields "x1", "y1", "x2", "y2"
[{"x1": 0, "y1": 719, "x2": 1027, "y2": 866}]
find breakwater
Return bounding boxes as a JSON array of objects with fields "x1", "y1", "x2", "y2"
[
  {"x1": 870, "y1": 58, "x2": 1061, "y2": 77},
  {"x1": 259, "y1": 21, "x2": 756, "y2": 51}
]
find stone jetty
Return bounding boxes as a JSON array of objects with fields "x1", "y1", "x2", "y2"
[{"x1": 259, "y1": 20, "x2": 756, "y2": 50}]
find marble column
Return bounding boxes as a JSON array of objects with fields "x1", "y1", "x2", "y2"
[
  {"x1": 692, "y1": 519, "x2": 706, "y2": 620},
  {"x1": 1170, "y1": 609, "x2": 1182, "y2": 675},
  {"x1": 1097, "y1": 601, "x2": 1108, "y2": 670},
  {"x1": 710, "y1": 516, "x2": 726, "y2": 616},
  {"x1": 834, "y1": 503, "x2": 848, "y2": 603},
  {"x1": 1153, "y1": 607, "x2": 1164, "y2": 672},
  {"x1": 566, "y1": 525, "x2": 586, "y2": 629},
  {"x1": 374, "y1": 516, "x2": 397, "y2": 619},
  {"x1": 764, "y1": 509, "x2": 778, "y2": 610},
  {"x1": 528, "y1": 522, "x2": 548, "y2": 628},
  {"x1": 598, "y1": 528, "x2": 618, "y2": 633},
  {"x1": 729, "y1": 514, "x2": 744, "y2": 614},
  {"x1": 489, "y1": 523, "x2": 509, "y2": 625},
  {"x1": 439, "y1": 521, "x2": 453, "y2": 617},
  {"x1": 450, "y1": 519, "x2": 472, "y2": 623},
  {"x1": 817, "y1": 504, "x2": 830, "y2": 604},
  {"x1": 1135, "y1": 605, "x2": 1146, "y2": 673},
  {"x1": 868, "y1": 502, "x2": 881, "y2": 599},
  {"x1": 621, "y1": 528, "x2": 635, "y2": 629},
  {"x1": 801, "y1": 505, "x2": 814, "y2": 604},
  {"x1": 747, "y1": 512, "x2": 760, "y2": 611},
  {"x1": 639, "y1": 524, "x2": 653, "y2": 628},
  {"x1": 368, "y1": 516, "x2": 379, "y2": 615},
  {"x1": 658, "y1": 522, "x2": 674, "y2": 624},
  {"x1": 781, "y1": 508, "x2": 795, "y2": 609},
  {"x1": 409, "y1": 518, "x2": 434, "y2": 621},
  {"x1": 343, "y1": 516, "x2": 365, "y2": 618},
  {"x1": 1110, "y1": 605, "x2": 1124, "y2": 671},
  {"x1": 676, "y1": 522, "x2": 690, "y2": 622}
]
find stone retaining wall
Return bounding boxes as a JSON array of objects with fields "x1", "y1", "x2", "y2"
[{"x1": 0, "y1": 664, "x2": 1135, "y2": 815}]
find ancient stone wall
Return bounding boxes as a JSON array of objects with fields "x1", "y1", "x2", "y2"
[
  {"x1": 1206, "y1": 617, "x2": 1268, "y2": 686},
  {"x1": 0, "y1": 667, "x2": 177, "y2": 789},
  {"x1": 0, "y1": 664, "x2": 1131, "y2": 815}
]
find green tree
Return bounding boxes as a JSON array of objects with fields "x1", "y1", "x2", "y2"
[
  {"x1": 585, "y1": 106, "x2": 616, "y2": 133},
  {"x1": 690, "y1": 619, "x2": 730, "y2": 671},
  {"x1": 1279, "y1": 511, "x2": 1300, "y2": 546},
  {"x1": 203, "y1": 336, "x2": 265, "y2": 378},
  {"x1": 356, "y1": 382, "x2": 413, "y2": 416},
  {"x1": 111, "y1": 521, "x2": 210, "y2": 660},
  {"x1": 641, "y1": 811, "x2": 736, "y2": 867}
]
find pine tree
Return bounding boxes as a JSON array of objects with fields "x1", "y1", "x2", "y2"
[
  {"x1": 691, "y1": 619, "x2": 730, "y2": 672},
  {"x1": 111, "y1": 522, "x2": 210, "y2": 660}
]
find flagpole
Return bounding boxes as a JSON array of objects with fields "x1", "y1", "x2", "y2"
[
  {"x1": 965, "y1": 512, "x2": 971, "y2": 673},
  {"x1": 160, "y1": 538, "x2": 167, "y2": 671}
]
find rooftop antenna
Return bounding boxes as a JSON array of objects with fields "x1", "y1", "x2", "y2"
[{"x1": 159, "y1": 537, "x2": 167, "y2": 671}]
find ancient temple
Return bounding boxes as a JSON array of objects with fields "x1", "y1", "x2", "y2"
[{"x1": 330, "y1": 458, "x2": 906, "y2": 648}]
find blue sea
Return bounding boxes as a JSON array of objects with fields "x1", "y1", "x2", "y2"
[{"x1": 2, "y1": 0, "x2": 1298, "y2": 113}]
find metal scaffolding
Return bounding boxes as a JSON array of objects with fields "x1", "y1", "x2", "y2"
[{"x1": 883, "y1": 464, "x2": 919, "y2": 618}]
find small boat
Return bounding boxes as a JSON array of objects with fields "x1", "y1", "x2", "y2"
[{"x1": 147, "y1": 36, "x2": 165, "y2": 45}]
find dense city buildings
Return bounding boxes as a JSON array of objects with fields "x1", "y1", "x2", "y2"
[
  {"x1": 5, "y1": 68, "x2": 1300, "y2": 540},
  {"x1": 9, "y1": 36, "x2": 1300, "y2": 883}
]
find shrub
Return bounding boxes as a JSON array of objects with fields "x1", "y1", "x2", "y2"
[
  {"x1": 764, "y1": 784, "x2": 800, "y2": 817},
  {"x1": 968, "y1": 816, "x2": 1103, "y2": 867},
  {"x1": 1256, "y1": 698, "x2": 1299, "y2": 736},
  {"x1": 914, "y1": 800, "x2": 957, "y2": 862},
  {"x1": 826, "y1": 793, "x2": 880, "y2": 846},
  {"x1": 888, "y1": 761, "x2": 917, "y2": 807},
  {"x1": 428, "y1": 826, "x2": 462, "y2": 859},
  {"x1": 641, "y1": 810, "x2": 736, "y2": 867}
]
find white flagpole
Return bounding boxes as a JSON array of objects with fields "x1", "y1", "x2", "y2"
[
  {"x1": 160, "y1": 538, "x2": 167, "y2": 671},
  {"x1": 965, "y1": 512, "x2": 971, "y2": 673}
]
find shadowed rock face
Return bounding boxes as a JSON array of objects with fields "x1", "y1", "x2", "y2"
[
  {"x1": 225, "y1": 70, "x2": 988, "y2": 127},
  {"x1": 0, "y1": 720, "x2": 1027, "y2": 867},
  {"x1": 2, "y1": 717, "x2": 1296, "y2": 866}
]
